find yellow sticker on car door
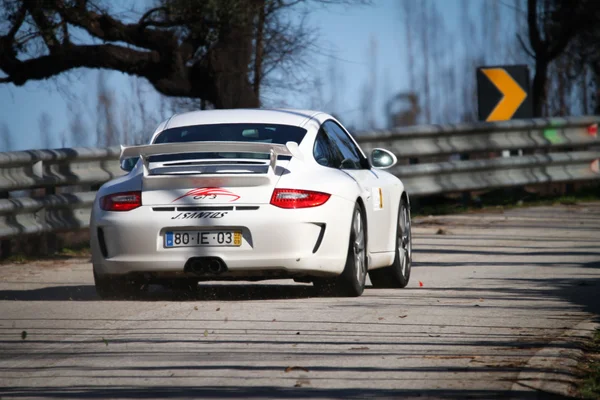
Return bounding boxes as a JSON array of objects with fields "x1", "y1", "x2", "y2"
[{"x1": 372, "y1": 187, "x2": 383, "y2": 210}]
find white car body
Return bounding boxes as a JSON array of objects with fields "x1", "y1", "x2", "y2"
[{"x1": 90, "y1": 108, "x2": 411, "y2": 297}]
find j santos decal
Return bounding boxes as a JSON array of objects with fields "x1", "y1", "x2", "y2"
[
  {"x1": 171, "y1": 211, "x2": 228, "y2": 220},
  {"x1": 172, "y1": 188, "x2": 240, "y2": 203}
]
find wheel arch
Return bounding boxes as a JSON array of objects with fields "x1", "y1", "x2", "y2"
[
  {"x1": 355, "y1": 196, "x2": 369, "y2": 260},
  {"x1": 401, "y1": 190, "x2": 410, "y2": 208}
]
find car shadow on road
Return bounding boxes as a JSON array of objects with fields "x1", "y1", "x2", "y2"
[
  {"x1": 0, "y1": 283, "x2": 321, "y2": 302},
  {"x1": 0, "y1": 385, "x2": 575, "y2": 399}
]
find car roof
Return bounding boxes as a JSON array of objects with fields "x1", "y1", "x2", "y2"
[{"x1": 164, "y1": 108, "x2": 325, "y2": 130}]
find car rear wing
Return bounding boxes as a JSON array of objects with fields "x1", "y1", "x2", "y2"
[{"x1": 120, "y1": 141, "x2": 303, "y2": 176}]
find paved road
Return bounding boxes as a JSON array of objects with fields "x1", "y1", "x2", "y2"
[{"x1": 1, "y1": 203, "x2": 599, "y2": 399}]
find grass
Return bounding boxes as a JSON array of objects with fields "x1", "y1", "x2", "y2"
[
  {"x1": 579, "y1": 329, "x2": 600, "y2": 399},
  {"x1": 412, "y1": 184, "x2": 600, "y2": 217},
  {"x1": 1, "y1": 244, "x2": 90, "y2": 265}
]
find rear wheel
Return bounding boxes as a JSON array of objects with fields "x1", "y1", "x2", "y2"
[
  {"x1": 93, "y1": 268, "x2": 147, "y2": 300},
  {"x1": 369, "y1": 198, "x2": 412, "y2": 288},
  {"x1": 314, "y1": 203, "x2": 367, "y2": 297}
]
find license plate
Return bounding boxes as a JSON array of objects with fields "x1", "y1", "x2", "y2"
[{"x1": 165, "y1": 230, "x2": 242, "y2": 248}]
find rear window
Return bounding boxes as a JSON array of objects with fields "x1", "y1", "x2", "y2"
[{"x1": 151, "y1": 123, "x2": 307, "y2": 162}]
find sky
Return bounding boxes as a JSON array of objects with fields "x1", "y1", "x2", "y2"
[{"x1": 0, "y1": 0, "x2": 515, "y2": 152}]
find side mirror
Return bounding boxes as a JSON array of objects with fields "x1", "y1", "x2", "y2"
[
  {"x1": 370, "y1": 148, "x2": 397, "y2": 169},
  {"x1": 120, "y1": 157, "x2": 138, "y2": 172}
]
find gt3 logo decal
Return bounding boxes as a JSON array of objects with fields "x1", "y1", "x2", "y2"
[
  {"x1": 171, "y1": 211, "x2": 228, "y2": 220},
  {"x1": 172, "y1": 188, "x2": 240, "y2": 203}
]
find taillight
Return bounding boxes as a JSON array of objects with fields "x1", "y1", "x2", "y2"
[
  {"x1": 270, "y1": 189, "x2": 330, "y2": 209},
  {"x1": 100, "y1": 191, "x2": 142, "y2": 211}
]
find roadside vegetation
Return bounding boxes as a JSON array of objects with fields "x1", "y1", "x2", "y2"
[
  {"x1": 0, "y1": 233, "x2": 90, "y2": 264},
  {"x1": 412, "y1": 183, "x2": 600, "y2": 217},
  {"x1": 579, "y1": 329, "x2": 600, "y2": 399}
]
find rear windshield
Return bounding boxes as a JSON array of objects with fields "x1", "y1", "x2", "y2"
[{"x1": 150, "y1": 123, "x2": 307, "y2": 163}]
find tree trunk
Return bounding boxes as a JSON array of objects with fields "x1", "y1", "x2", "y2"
[
  {"x1": 204, "y1": 1, "x2": 260, "y2": 109},
  {"x1": 532, "y1": 58, "x2": 549, "y2": 117},
  {"x1": 253, "y1": 0, "x2": 265, "y2": 102}
]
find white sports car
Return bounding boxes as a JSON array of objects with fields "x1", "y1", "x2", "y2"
[{"x1": 90, "y1": 109, "x2": 412, "y2": 298}]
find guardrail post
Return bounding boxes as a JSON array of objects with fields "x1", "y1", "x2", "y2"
[
  {"x1": 460, "y1": 153, "x2": 472, "y2": 207},
  {"x1": 43, "y1": 186, "x2": 58, "y2": 256},
  {"x1": 0, "y1": 191, "x2": 10, "y2": 259},
  {"x1": 407, "y1": 157, "x2": 420, "y2": 211}
]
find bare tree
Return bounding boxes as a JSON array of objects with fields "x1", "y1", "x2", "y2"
[
  {"x1": 459, "y1": 0, "x2": 478, "y2": 122},
  {"x1": 0, "y1": 0, "x2": 363, "y2": 109},
  {"x1": 38, "y1": 112, "x2": 53, "y2": 149},
  {"x1": 520, "y1": 0, "x2": 589, "y2": 116},
  {"x1": 419, "y1": 0, "x2": 431, "y2": 124},
  {"x1": 68, "y1": 111, "x2": 87, "y2": 147},
  {"x1": 96, "y1": 72, "x2": 119, "y2": 147},
  {"x1": 551, "y1": 1, "x2": 600, "y2": 114},
  {"x1": 328, "y1": 58, "x2": 339, "y2": 116},
  {"x1": 65, "y1": 94, "x2": 90, "y2": 147},
  {"x1": 309, "y1": 75, "x2": 325, "y2": 111},
  {"x1": 357, "y1": 35, "x2": 378, "y2": 130},
  {"x1": 401, "y1": 0, "x2": 415, "y2": 93},
  {"x1": 367, "y1": 35, "x2": 378, "y2": 128},
  {"x1": 0, "y1": 122, "x2": 12, "y2": 152}
]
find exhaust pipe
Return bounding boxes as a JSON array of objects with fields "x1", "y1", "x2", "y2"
[
  {"x1": 185, "y1": 257, "x2": 227, "y2": 275},
  {"x1": 207, "y1": 259, "x2": 223, "y2": 274}
]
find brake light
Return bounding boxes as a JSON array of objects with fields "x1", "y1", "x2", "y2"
[
  {"x1": 270, "y1": 189, "x2": 330, "y2": 209},
  {"x1": 100, "y1": 191, "x2": 142, "y2": 211}
]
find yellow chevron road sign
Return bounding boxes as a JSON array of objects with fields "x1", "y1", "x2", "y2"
[{"x1": 477, "y1": 65, "x2": 532, "y2": 122}]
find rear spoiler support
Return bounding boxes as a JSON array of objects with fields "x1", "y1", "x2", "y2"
[{"x1": 120, "y1": 141, "x2": 303, "y2": 176}]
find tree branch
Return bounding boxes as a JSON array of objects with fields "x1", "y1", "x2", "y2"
[
  {"x1": 60, "y1": 16, "x2": 70, "y2": 46},
  {"x1": 0, "y1": 40, "x2": 213, "y2": 100},
  {"x1": 517, "y1": 33, "x2": 536, "y2": 59},
  {"x1": 6, "y1": 4, "x2": 28, "y2": 41},
  {"x1": 55, "y1": 3, "x2": 176, "y2": 52},
  {"x1": 3, "y1": 43, "x2": 158, "y2": 85},
  {"x1": 138, "y1": 6, "x2": 168, "y2": 28},
  {"x1": 27, "y1": 4, "x2": 62, "y2": 53}
]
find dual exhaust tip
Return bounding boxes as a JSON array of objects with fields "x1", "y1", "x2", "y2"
[{"x1": 185, "y1": 257, "x2": 227, "y2": 275}]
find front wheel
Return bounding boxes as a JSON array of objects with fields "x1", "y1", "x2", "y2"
[
  {"x1": 369, "y1": 197, "x2": 412, "y2": 288},
  {"x1": 314, "y1": 203, "x2": 367, "y2": 297}
]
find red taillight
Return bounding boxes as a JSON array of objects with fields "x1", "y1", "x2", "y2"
[
  {"x1": 100, "y1": 191, "x2": 142, "y2": 212},
  {"x1": 270, "y1": 189, "x2": 330, "y2": 209}
]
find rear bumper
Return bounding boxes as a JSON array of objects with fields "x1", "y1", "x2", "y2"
[{"x1": 91, "y1": 195, "x2": 354, "y2": 279}]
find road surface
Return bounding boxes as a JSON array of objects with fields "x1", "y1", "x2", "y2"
[{"x1": 1, "y1": 202, "x2": 599, "y2": 399}]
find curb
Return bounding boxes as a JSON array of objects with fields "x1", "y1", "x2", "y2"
[{"x1": 511, "y1": 319, "x2": 599, "y2": 398}]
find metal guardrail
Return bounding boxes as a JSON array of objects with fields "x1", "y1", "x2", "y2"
[
  {"x1": 356, "y1": 116, "x2": 599, "y2": 157},
  {"x1": 0, "y1": 147, "x2": 122, "y2": 191},
  {"x1": 0, "y1": 117, "x2": 598, "y2": 251},
  {"x1": 396, "y1": 151, "x2": 599, "y2": 196}
]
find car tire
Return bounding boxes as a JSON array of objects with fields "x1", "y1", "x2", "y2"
[
  {"x1": 369, "y1": 197, "x2": 412, "y2": 288},
  {"x1": 93, "y1": 268, "x2": 146, "y2": 300},
  {"x1": 314, "y1": 203, "x2": 367, "y2": 297}
]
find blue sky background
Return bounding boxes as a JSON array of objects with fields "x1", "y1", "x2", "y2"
[{"x1": 0, "y1": 0, "x2": 523, "y2": 152}]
